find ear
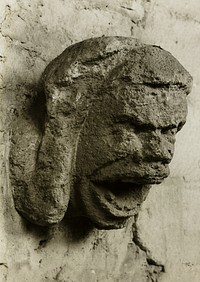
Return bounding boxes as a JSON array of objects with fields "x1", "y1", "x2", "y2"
[{"x1": 10, "y1": 86, "x2": 73, "y2": 226}]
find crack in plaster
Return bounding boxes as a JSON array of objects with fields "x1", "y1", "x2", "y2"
[
  {"x1": 0, "y1": 263, "x2": 8, "y2": 268},
  {"x1": 0, "y1": 5, "x2": 11, "y2": 28},
  {"x1": 0, "y1": 4, "x2": 47, "y2": 64},
  {"x1": 132, "y1": 215, "x2": 165, "y2": 282},
  {"x1": 121, "y1": 5, "x2": 135, "y2": 11},
  {"x1": 0, "y1": 32, "x2": 13, "y2": 42},
  {"x1": 0, "y1": 29, "x2": 47, "y2": 63},
  {"x1": 21, "y1": 46, "x2": 47, "y2": 63},
  {"x1": 17, "y1": 14, "x2": 25, "y2": 22},
  {"x1": 170, "y1": 10, "x2": 200, "y2": 25}
]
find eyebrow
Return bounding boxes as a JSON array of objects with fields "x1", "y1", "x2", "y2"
[
  {"x1": 114, "y1": 113, "x2": 184, "y2": 131},
  {"x1": 114, "y1": 114, "x2": 156, "y2": 129}
]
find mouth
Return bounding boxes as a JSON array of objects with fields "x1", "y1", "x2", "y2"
[
  {"x1": 77, "y1": 177, "x2": 151, "y2": 229},
  {"x1": 88, "y1": 162, "x2": 169, "y2": 216},
  {"x1": 90, "y1": 180, "x2": 150, "y2": 217},
  {"x1": 77, "y1": 161, "x2": 169, "y2": 229}
]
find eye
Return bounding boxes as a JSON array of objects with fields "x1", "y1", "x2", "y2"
[
  {"x1": 161, "y1": 125, "x2": 177, "y2": 135},
  {"x1": 114, "y1": 114, "x2": 134, "y2": 124},
  {"x1": 133, "y1": 123, "x2": 154, "y2": 133},
  {"x1": 177, "y1": 121, "x2": 186, "y2": 132}
]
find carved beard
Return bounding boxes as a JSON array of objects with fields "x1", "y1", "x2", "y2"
[{"x1": 75, "y1": 176, "x2": 150, "y2": 229}]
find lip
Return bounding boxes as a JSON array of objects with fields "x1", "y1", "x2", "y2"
[
  {"x1": 90, "y1": 161, "x2": 170, "y2": 185},
  {"x1": 77, "y1": 161, "x2": 169, "y2": 228},
  {"x1": 87, "y1": 161, "x2": 169, "y2": 218}
]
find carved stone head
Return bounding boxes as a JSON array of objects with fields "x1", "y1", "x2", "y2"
[{"x1": 10, "y1": 37, "x2": 192, "y2": 229}]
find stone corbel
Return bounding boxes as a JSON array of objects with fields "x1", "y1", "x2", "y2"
[{"x1": 9, "y1": 36, "x2": 192, "y2": 229}]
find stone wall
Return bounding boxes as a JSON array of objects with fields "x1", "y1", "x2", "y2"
[{"x1": 0, "y1": 0, "x2": 200, "y2": 281}]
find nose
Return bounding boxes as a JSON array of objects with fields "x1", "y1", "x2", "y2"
[{"x1": 142, "y1": 129, "x2": 175, "y2": 163}]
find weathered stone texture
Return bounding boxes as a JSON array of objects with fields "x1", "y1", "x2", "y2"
[
  {"x1": 10, "y1": 36, "x2": 192, "y2": 231},
  {"x1": 1, "y1": 0, "x2": 200, "y2": 281}
]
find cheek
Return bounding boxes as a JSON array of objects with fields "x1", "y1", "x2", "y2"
[
  {"x1": 75, "y1": 124, "x2": 118, "y2": 175},
  {"x1": 76, "y1": 125, "x2": 144, "y2": 176},
  {"x1": 112, "y1": 128, "x2": 143, "y2": 160}
]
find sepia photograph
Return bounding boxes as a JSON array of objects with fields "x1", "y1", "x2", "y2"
[{"x1": 0, "y1": 0, "x2": 199, "y2": 281}]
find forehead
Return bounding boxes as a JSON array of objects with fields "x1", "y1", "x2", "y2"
[{"x1": 100, "y1": 85, "x2": 188, "y2": 128}]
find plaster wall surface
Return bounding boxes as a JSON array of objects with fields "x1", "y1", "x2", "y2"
[{"x1": 0, "y1": 0, "x2": 200, "y2": 281}]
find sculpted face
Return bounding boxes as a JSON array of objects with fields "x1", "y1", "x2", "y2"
[
  {"x1": 10, "y1": 36, "x2": 192, "y2": 229},
  {"x1": 74, "y1": 83, "x2": 188, "y2": 229}
]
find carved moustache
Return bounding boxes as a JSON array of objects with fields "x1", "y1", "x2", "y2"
[{"x1": 90, "y1": 158, "x2": 170, "y2": 185}]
